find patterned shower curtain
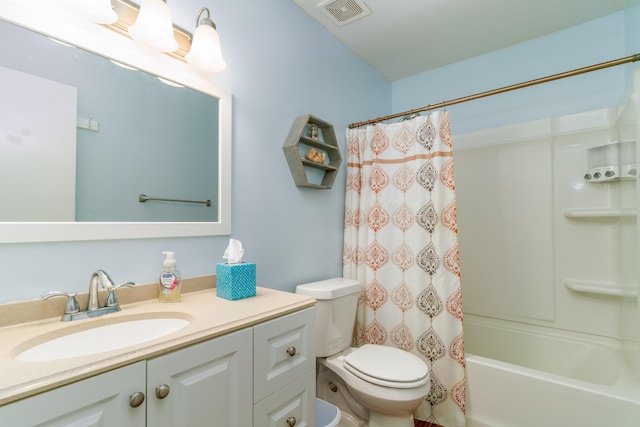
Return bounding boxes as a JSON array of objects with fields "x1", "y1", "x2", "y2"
[{"x1": 343, "y1": 111, "x2": 466, "y2": 427}]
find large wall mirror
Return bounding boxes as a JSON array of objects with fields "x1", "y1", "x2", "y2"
[{"x1": 0, "y1": 2, "x2": 231, "y2": 242}]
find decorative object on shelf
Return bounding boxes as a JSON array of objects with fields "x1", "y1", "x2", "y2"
[
  {"x1": 308, "y1": 124, "x2": 319, "y2": 140},
  {"x1": 305, "y1": 148, "x2": 325, "y2": 164},
  {"x1": 283, "y1": 114, "x2": 341, "y2": 189}
]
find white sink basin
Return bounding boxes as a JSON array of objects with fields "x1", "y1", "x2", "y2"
[{"x1": 15, "y1": 317, "x2": 190, "y2": 361}]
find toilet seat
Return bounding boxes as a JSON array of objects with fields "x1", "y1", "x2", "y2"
[{"x1": 341, "y1": 344, "x2": 429, "y2": 389}]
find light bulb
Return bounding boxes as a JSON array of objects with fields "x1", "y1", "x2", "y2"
[
  {"x1": 186, "y1": 8, "x2": 227, "y2": 72},
  {"x1": 129, "y1": 0, "x2": 178, "y2": 53}
]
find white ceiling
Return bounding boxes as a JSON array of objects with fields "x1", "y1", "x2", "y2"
[{"x1": 293, "y1": 0, "x2": 640, "y2": 81}]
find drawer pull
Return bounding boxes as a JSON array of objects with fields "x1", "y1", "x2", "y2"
[
  {"x1": 129, "y1": 391, "x2": 145, "y2": 408},
  {"x1": 155, "y1": 384, "x2": 171, "y2": 399},
  {"x1": 286, "y1": 416, "x2": 297, "y2": 426},
  {"x1": 286, "y1": 346, "x2": 297, "y2": 357}
]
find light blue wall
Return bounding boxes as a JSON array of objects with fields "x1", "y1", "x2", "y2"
[
  {"x1": 0, "y1": 0, "x2": 390, "y2": 303},
  {"x1": 2, "y1": 3, "x2": 638, "y2": 304},
  {"x1": 392, "y1": 8, "x2": 640, "y2": 135}
]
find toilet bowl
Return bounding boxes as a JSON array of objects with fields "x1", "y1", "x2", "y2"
[
  {"x1": 296, "y1": 278, "x2": 430, "y2": 427},
  {"x1": 321, "y1": 347, "x2": 429, "y2": 426}
]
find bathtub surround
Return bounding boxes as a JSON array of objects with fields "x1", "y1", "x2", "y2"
[
  {"x1": 344, "y1": 112, "x2": 465, "y2": 426},
  {"x1": 454, "y1": 105, "x2": 640, "y2": 425}
]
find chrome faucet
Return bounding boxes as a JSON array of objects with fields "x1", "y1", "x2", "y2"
[
  {"x1": 42, "y1": 270, "x2": 135, "y2": 321},
  {"x1": 88, "y1": 269, "x2": 115, "y2": 311}
]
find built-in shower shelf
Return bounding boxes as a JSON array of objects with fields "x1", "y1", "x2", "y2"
[
  {"x1": 564, "y1": 279, "x2": 638, "y2": 298},
  {"x1": 562, "y1": 208, "x2": 637, "y2": 219}
]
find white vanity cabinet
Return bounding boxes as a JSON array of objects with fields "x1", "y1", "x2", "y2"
[
  {"x1": 0, "y1": 361, "x2": 147, "y2": 426},
  {"x1": 0, "y1": 306, "x2": 316, "y2": 427},
  {"x1": 253, "y1": 307, "x2": 316, "y2": 426}
]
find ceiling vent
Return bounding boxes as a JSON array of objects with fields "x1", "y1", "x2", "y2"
[{"x1": 318, "y1": 0, "x2": 372, "y2": 26}]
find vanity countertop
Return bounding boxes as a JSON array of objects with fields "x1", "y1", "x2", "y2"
[{"x1": 0, "y1": 281, "x2": 315, "y2": 406}]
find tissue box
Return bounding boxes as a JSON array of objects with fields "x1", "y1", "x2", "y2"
[{"x1": 216, "y1": 263, "x2": 256, "y2": 301}]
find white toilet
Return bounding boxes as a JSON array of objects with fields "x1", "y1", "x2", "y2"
[{"x1": 296, "y1": 278, "x2": 430, "y2": 427}]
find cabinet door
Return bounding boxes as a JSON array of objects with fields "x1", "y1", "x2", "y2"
[
  {"x1": 147, "y1": 328, "x2": 253, "y2": 427},
  {"x1": 253, "y1": 307, "x2": 316, "y2": 402},
  {"x1": 253, "y1": 371, "x2": 316, "y2": 427},
  {"x1": 0, "y1": 361, "x2": 146, "y2": 427}
]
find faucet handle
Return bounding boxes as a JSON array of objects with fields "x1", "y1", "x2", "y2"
[
  {"x1": 104, "y1": 282, "x2": 135, "y2": 307},
  {"x1": 41, "y1": 291, "x2": 80, "y2": 314},
  {"x1": 95, "y1": 270, "x2": 116, "y2": 290}
]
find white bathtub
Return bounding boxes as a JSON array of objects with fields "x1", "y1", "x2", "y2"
[{"x1": 464, "y1": 315, "x2": 640, "y2": 427}]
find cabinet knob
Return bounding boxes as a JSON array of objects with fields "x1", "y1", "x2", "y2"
[
  {"x1": 129, "y1": 391, "x2": 145, "y2": 408},
  {"x1": 155, "y1": 384, "x2": 171, "y2": 399},
  {"x1": 286, "y1": 347, "x2": 297, "y2": 357},
  {"x1": 286, "y1": 416, "x2": 297, "y2": 426}
]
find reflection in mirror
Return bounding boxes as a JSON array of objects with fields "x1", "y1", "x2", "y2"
[
  {"x1": 0, "y1": 2, "x2": 231, "y2": 242},
  {"x1": 0, "y1": 19, "x2": 218, "y2": 222}
]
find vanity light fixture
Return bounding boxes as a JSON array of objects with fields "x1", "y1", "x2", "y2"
[
  {"x1": 128, "y1": 0, "x2": 179, "y2": 53},
  {"x1": 102, "y1": 0, "x2": 227, "y2": 72},
  {"x1": 186, "y1": 7, "x2": 227, "y2": 72}
]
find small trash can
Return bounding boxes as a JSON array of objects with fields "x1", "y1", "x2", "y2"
[{"x1": 316, "y1": 398, "x2": 341, "y2": 427}]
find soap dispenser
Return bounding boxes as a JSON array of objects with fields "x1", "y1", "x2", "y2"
[{"x1": 159, "y1": 251, "x2": 182, "y2": 302}]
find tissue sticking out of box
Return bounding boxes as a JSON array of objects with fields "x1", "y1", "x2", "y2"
[
  {"x1": 223, "y1": 238, "x2": 244, "y2": 264},
  {"x1": 217, "y1": 239, "x2": 255, "y2": 300}
]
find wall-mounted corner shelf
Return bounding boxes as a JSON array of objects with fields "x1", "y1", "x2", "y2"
[
  {"x1": 562, "y1": 208, "x2": 637, "y2": 219},
  {"x1": 283, "y1": 115, "x2": 341, "y2": 189}
]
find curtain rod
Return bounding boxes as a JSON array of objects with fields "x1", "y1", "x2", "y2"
[{"x1": 348, "y1": 53, "x2": 640, "y2": 129}]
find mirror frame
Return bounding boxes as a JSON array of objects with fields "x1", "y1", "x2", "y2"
[{"x1": 0, "y1": 3, "x2": 231, "y2": 242}]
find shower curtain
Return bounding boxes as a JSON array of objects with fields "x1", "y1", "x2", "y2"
[{"x1": 343, "y1": 111, "x2": 466, "y2": 427}]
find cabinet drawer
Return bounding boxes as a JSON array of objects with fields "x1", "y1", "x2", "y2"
[
  {"x1": 253, "y1": 307, "x2": 316, "y2": 402},
  {"x1": 253, "y1": 370, "x2": 316, "y2": 427}
]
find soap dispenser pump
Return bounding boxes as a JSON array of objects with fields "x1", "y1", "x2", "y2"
[{"x1": 159, "y1": 251, "x2": 182, "y2": 302}]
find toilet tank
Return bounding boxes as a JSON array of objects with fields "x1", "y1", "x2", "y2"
[{"x1": 296, "y1": 278, "x2": 361, "y2": 357}]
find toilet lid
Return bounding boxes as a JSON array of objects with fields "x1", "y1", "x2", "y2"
[{"x1": 342, "y1": 344, "x2": 429, "y2": 389}]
